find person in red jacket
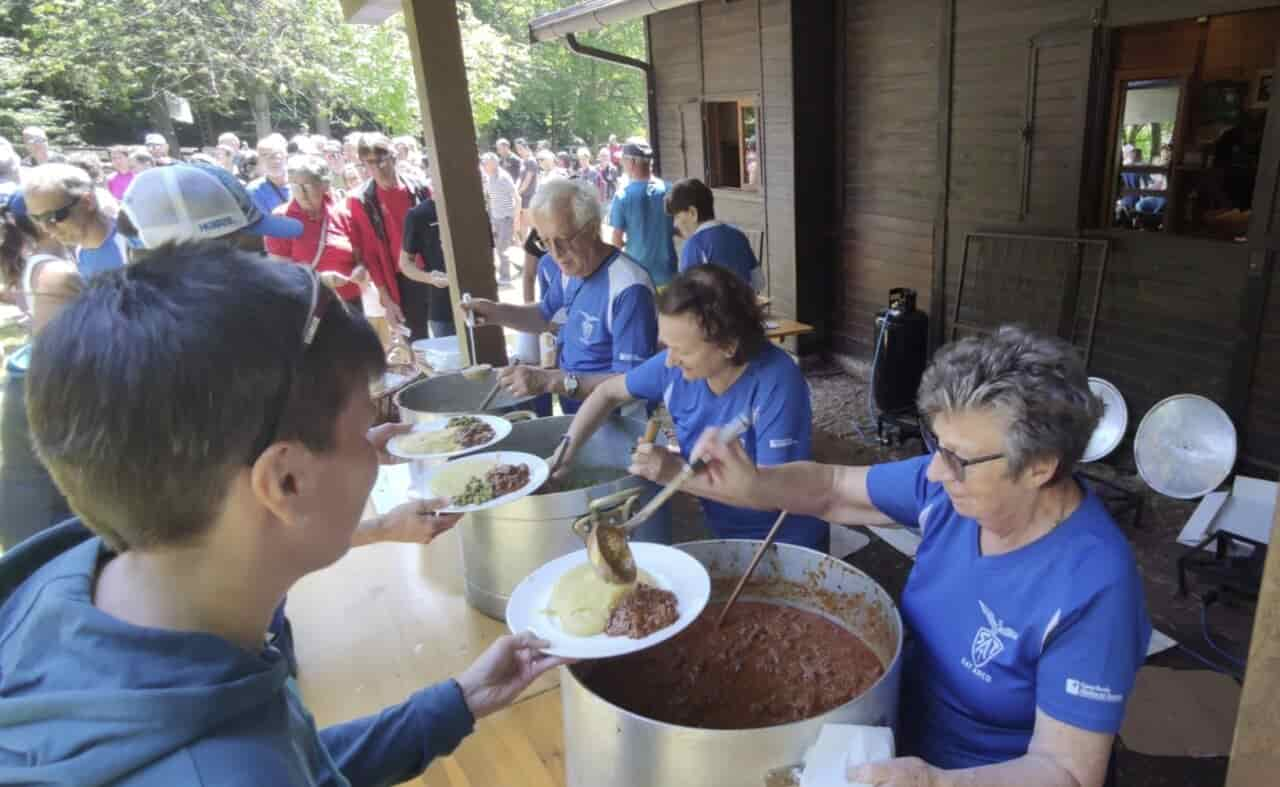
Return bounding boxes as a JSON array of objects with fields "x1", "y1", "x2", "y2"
[
  {"x1": 345, "y1": 133, "x2": 434, "y2": 340},
  {"x1": 264, "y1": 155, "x2": 362, "y2": 309}
]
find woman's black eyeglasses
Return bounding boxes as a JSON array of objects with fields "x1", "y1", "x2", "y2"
[
  {"x1": 29, "y1": 197, "x2": 81, "y2": 226},
  {"x1": 920, "y1": 422, "x2": 1004, "y2": 481},
  {"x1": 248, "y1": 270, "x2": 340, "y2": 463}
]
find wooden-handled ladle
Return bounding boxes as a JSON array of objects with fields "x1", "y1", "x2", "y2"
[{"x1": 714, "y1": 510, "x2": 790, "y2": 628}]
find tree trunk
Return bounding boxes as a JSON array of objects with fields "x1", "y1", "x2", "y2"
[
  {"x1": 315, "y1": 107, "x2": 332, "y2": 138},
  {"x1": 252, "y1": 90, "x2": 273, "y2": 140},
  {"x1": 147, "y1": 95, "x2": 179, "y2": 161}
]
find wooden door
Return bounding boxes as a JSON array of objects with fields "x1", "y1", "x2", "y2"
[
  {"x1": 680, "y1": 101, "x2": 706, "y2": 181},
  {"x1": 1240, "y1": 45, "x2": 1280, "y2": 473}
]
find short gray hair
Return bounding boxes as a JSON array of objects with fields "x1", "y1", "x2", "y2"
[
  {"x1": 286, "y1": 154, "x2": 330, "y2": 184},
  {"x1": 917, "y1": 325, "x2": 1102, "y2": 482},
  {"x1": 479, "y1": 152, "x2": 499, "y2": 163},
  {"x1": 529, "y1": 177, "x2": 602, "y2": 230}
]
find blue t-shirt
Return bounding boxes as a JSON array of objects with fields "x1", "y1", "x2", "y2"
[
  {"x1": 679, "y1": 222, "x2": 759, "y2": 285},
  {"x1": 625, "y1": 345, "x2": 827, "y2": 549},
  {"x1": 538, "y1": 250, "x2": 658, "y2": 413},
  {"x1": 866, "y1": 455, "x2": 1151, "y2": 769},
  {"x1": 247, "y1": 178, "x2": 291, "y2": 218},
  {"x1": 75, "y1": 222, "x2": 129, "y2": 277},
  {"x1": 608, "y1": 178, "x2": 676, "y2": 287}
]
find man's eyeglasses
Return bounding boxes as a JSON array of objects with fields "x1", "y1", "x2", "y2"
[
  {"x1": 248, "y1": 270, "x2": 340, "y2": 463},
  {"x1": 29, "y1": 197, "x2": 81, "y2": 226},
  {"x1": 360, "y1": 153, "x2": 392, "y2": 168},
  {"x1": 920, "y1": 422, "x2": 1005, "y2": 482},
  {"x1": 544, "y1": 222, "x2": 594, "y2": 255}
]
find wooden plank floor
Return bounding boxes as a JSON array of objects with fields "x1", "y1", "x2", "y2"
[{"x1": 421, "y1": 687, "x2": 565, "y2": 787}]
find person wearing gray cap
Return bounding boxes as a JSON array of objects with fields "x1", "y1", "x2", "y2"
[
  {"x1": 118, "y1": 162, "x2": 303, "y2": 252},
  {"x1": 608, "y1": 139, "x2": 677, "y2": 288}
]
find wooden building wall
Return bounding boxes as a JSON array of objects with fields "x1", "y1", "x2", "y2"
[{"x1": 648, "y1": 0, "x2": 805, "y2": 326}]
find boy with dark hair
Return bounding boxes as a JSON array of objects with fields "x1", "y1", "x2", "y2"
[
  {"x1": 0, "y1": 245, "x2": 561, "y2": 785},
  {"x1": 664, "y1": 177, "x2": 761, "y2": 288}
]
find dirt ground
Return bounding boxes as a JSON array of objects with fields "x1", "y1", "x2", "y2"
[{"x1": 794, "y1": 362, "x2": 1250, "y2": 786}]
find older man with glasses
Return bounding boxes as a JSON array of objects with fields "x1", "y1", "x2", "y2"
[
  {"x1": 23, "y1": 163, "x2": 130, "y2": 277},
  {"x1": 462, "y1": 178, "x2": 658, "y2": 415},
  {"x1": 21, "y1": 127, "x2": 52, "y2": 168},
  {"x1": 247, "y1": 134, "x2": 291, "y2": 218}
]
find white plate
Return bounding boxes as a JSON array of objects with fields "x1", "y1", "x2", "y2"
[
  {"x1": 506, "y1": 544, "x2": 711, "y2": 659},
  {"x1": 386, "y1": 415, "x2": 512, "y2": 460},
  {"x1": 420, "y1": 451, "x2": 549, "y2": 513}
]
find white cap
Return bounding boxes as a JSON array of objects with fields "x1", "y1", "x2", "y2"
[
  {"x1": 121, "y1": 163, "x2": 302, "y2": 248},
  {"x1": 144, "y1": 133, "x2": 167, "y2": 146}
]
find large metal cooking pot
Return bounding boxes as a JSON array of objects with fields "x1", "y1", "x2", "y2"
[
  {"x1": 562, "y1": 540, "x2": 903, "y2": 787},
  {"x1": 394, "y1": 369, "x2": 538, "y2": 419},
  {"x1": 457, "y1": 414, "x2": 672, "y2": 619}
]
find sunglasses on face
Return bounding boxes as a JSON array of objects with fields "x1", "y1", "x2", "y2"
[
  {"x1": 920, "y1": 422, "x2": 1005, "y2": 482},
  {"x1": 30, "y1": 197, "x2": 81, "y2": 226}
]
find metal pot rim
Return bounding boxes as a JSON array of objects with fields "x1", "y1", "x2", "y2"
[{"x1": 566, "y1": 538, "x2": 905, "y2": 734}]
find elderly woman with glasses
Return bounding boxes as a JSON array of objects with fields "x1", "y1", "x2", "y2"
[
  {"x1": 263, "y1": 155, "x2": 362, "y2": 310},
  {"x1": 690, "y1": 325, "x2": 1150, "y2": 787}
]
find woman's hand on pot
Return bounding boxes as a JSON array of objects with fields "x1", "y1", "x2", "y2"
[
  {"x1": 499, "y1": 364, "x2": 550, "y2": 397},
  {"x1": 848, "y1": 757, "x2": 940, "y2": 787},
  {"x1": 629, "y1": 442, "x2": 683, "y2": 484}
]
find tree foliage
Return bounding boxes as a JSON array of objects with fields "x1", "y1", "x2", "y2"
[{"x1": 3, "y1": 0, "x2": 646, "y2": 148}]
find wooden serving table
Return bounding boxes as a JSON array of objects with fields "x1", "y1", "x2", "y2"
[
  {"x1": 765, "y1": 318, "x2": 816, "y2": 343},
  {"x1": 288, "y1": 465, "x2": 566, "y2": 786}
]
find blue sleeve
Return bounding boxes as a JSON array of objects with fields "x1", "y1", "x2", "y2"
[
  {"x1": 319, "y1": 680, "x2": 475, "y2": 786},
  {"x1": 678, "y1": 235, "x2": 700, "y2": 273},
  {"x1": 249, "y1": 185, "x2": 275, "y2": 218},
  {"x1": 538, "y1": 260, "x2": 564, "y2": 324},
  {"x1": 625, "y1": 350, "x2": 670, "y2": 402},
  {"x1": 865, "y1": 455, "x2": 933, "y2": 529},
  {"x1": 609, "y1": 285, "x2": 657, "y2": 372},
  {"x1": 1036, "y1": 560, "x2": 1151, "y2": 734},
  {"x1": 751, "y1": 368, "x2": 814, "y2": 467},
  {"x1": 609, "y1": 191, "x2": 627, "y2": 232}
]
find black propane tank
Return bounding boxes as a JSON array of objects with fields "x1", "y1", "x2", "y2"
[{"x1": 872, "y1": 288, "x2": 929, "y2": 415}]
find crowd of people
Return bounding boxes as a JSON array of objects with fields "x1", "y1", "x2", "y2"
[{"x1": 0, "y1": 118, "x2": 1149, "y2": 787}]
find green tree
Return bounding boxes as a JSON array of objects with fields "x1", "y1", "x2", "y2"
[{"x1": 0, "y1": 36, "x2": 69, "y2": 144}]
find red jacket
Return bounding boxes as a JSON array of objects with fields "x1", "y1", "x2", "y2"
[
  {"x1": 264, "y1": 196, "x2": 361, "y2": 302},
  {"x1": 345, "y1": 178, "x2": 430, "y2": 306}
]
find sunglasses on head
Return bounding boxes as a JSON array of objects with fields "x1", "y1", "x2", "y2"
[
  {"x1": 29, "y1": 197, "x2": 81, "y2": 226},
  {"x1": 247, "y1": 269, "x2": 343, "y2": 463}
]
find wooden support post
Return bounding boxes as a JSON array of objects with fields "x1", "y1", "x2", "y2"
[
  {"x1": 1226, "y1": 483, "x2": 1280, "y2": 786},
  {"x1": 400, "y1": 0, "x2": 506, "y2": 367}
]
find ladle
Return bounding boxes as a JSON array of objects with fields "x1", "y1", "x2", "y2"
[
  {"x1": 573, "y1": 413, "x2": 750, "y2": 584},
  {"x1": 714, "y1": 510, "x2": 789, "y2": 628},
  {"x1": 459, "y1": 292, "x2": 489, "y2": 380}
]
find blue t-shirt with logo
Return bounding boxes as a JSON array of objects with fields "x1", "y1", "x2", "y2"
[
  {"x1": 678, "y1": 222, "x2": 759, "y2": 285},
  {"x1": 608, "y1": 178, "x2": 676, "y2": 287},
  {"x1": 625, "y1": 344, "x2": 828, "y2": 549},
  {"x1": 247, "y1": 178, "x2": 291, "y2": 218},
  {"x1": 866, "y1": 455, "x2": 1151, "y2": 769},
  {"x1": 75, "y1": 221, "x2": 129, "y2": 277},
  {"x1": 538, "y1": 250, "x2": 658, "y2": 414}
]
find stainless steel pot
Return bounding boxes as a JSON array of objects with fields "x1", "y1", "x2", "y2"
[
  {"x1": 457, "y1": 414, "x2": 672, "y2": 619},
  {"x1": 394, "y1": 369, "x2": 538, "y2": 419},
  {"x1": 562, "y1": 539, "x2": 903, "y2": 787}
]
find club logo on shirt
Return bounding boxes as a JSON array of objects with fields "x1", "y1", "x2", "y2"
[
  {"x1": 961, "y1": 600, "x2": 1019, "y2": 682},
  {"x1": 580, "y1": 313, "x2": 600, "y2": 342}
]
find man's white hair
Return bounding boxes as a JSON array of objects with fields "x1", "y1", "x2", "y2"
[
  {"x1": 530, "y1": 177, "x2": 602, "y2": 230},
  {"x1": 256, "y1": 133, "x2": 287, "y2": 154}
]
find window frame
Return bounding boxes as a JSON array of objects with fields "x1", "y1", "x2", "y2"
[
  {"x1": 701, "y1": 94, "x2": 762, "y2": 193},
  {"x1": 1102, "y1": 69, "x2": 1192, "y2": 233}
]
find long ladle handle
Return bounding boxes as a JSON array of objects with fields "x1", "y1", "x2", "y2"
[{"x1": 715, "y1": 511, "x2": 789, "y2": 628}]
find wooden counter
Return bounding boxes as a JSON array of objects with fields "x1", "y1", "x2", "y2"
[{"x1": 288, "y1": 465, "x2": 565, "y2": 786}]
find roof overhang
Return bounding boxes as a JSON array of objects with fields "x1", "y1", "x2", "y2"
[
  {"x1": 528, "y1": 0, "x2": 700, "y2": 43},
  {"x1": 340, "y1": 0, "x2": 401, "y2": 24}
]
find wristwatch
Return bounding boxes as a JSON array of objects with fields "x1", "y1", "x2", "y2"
[{"x1": 562, "y1": 373, "x2": 580, "y2": 398}]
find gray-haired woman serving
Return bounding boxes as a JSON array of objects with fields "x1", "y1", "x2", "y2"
[{"x1": 691, "y1": 325, "x2": 1150, "y2": 787}]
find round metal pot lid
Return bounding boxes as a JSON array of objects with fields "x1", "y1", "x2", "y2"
[
  {"x1": 1134, "y1": 394, "x2": 1237, "y2": 499},
  {"x1": 1082, "y1": 377, "x2": 1128, "y2": 463}
]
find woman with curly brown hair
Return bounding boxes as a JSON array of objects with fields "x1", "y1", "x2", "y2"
[{"x1": 553, "y1": 263, "x2": 828, "y2": 550}]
